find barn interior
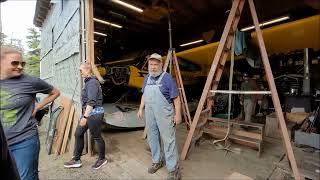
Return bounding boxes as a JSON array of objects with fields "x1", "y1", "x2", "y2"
[{"x1": 90, "y1": 0, "x2": 320, "y2": 129}]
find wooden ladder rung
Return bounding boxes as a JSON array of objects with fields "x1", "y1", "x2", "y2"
[
  {"x1": 223, "y1": 47, "x2": 230, "y2": 52},
  {"x1": 203, "y1": 128, "x2": 261, "y2": 145},
  {"x1": 229, "y1": 30, "x2": 235, "y2": 36},
  {"x1": 207, "y1": 117, "x2": 264, "y2": 129},
  {"x1": 212, "y1": 80, "x2": 219, "y2": 85}
]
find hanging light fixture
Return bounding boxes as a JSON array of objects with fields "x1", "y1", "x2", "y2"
[
  {"x1": 241, "y1": 16, "x2": 290, "y2": 31},
  {"x1": 93, "y1": 18, "x2": 123, "y2": 28},
  {"x1": 180, "y1": 39, "x2": 204, "y2": 47},
  {"x1": 111, "y1": 0, "x2": 143, "y2": 13}
]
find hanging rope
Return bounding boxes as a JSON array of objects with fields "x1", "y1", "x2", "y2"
[{"x1": 213, "y1": 33, "x2": 235, "y2": 145}]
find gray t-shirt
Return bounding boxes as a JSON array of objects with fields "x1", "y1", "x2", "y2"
[{"x1": 0, "y1": 74, "x2": 53, "y2": 146}]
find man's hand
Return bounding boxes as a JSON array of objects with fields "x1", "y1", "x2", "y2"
[
  {"x1": 174, "y1": 113, "x2": 182, "y2": 125},
  {"x1": 137, "y1": 109, "x2": 144, "y2": 120},
  {"x1": 79, "y1": 117, "x2": 87, "y2": 126}
]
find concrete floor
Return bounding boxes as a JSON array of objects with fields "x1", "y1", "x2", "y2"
[{"x1": 38, "y1": 123, "x2": 318, "y2": 179}]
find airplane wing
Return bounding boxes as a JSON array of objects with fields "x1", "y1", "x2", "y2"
[{"x1": 176, "y1": 15, "x2": 320, "y2": 66}]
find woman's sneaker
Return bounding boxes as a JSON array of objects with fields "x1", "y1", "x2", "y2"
[
  {"x1": 64, "y1": 159, "x2": 82, "y2": 168},
  {"x1": 92, "y1": 158, "x2": 108, "y2": 170}
]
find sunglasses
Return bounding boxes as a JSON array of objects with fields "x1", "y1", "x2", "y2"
[{"x1": 11, "y1": 61, "x2": 26, "y2": 67}]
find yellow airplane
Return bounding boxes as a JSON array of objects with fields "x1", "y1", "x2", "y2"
[{"x1": 99, "y1": 15, "x2": 320, "y2": 89}]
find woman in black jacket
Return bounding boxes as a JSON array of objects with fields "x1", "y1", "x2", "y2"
[{"x1": 64, "y1": 63, "x2": 107, "y2": 170}]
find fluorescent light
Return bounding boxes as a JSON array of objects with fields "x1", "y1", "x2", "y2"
[
  {"x1": 180, "y1": 39, "x2": 204, "y2": 47},
  {"x1": 111, "y1": 0, "x2": 143, "y2": 13},
  {"x1": 94, "y1": 31, "x2": 107, "y2": 37},
  {"x1": 84, "y1": 40, "x2": 98, "y2": 43},
  {"x1": 241, "y1": 16, "x2": 289, "y2": 31},
  {"x1": 93, "y1": 18, "x2": 123, "y2": 28}
]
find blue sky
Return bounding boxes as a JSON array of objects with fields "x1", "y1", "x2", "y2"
[{"x1": 1, "y1": 0, "x2": 37, "y2": 51}]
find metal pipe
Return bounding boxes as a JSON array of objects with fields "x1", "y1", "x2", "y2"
[
  {"x1": 167, "y1": 1, "x2": 173, "y2": 74},
  {"x1": 210, "y1": 90, "x2": 271, "y2": 94},
  {"x1": 228, "y1": 36, "x2": 235, "y2": 121},
  {"x1": 303, "y1": 48, "x2": 310, "y2": 95},
  {"x1": 167, "y1": 1, "x2": 172, "y2": 49}
]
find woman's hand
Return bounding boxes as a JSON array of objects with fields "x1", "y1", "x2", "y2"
[{"x1": 79, "y1": 117, "x2": 87, "y2": 126}]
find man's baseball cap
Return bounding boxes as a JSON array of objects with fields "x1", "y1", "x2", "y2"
[{"x1": 147, "y1": 53, "x2": 162, "y2": 62}]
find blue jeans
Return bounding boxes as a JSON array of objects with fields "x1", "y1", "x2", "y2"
[{"x1": 9, "y1": 134, "x2": 40, "y2": 180}]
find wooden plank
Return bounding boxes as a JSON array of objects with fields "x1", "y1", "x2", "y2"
[
  {"x1": 208, "y1": 117, "x2": 264, "y2": 129},
  {"x1": 203, "y1": 128, "x2": 260, "y2": 145},
  {"x1": 69, "y1": 111, "x2": 80, "y2": 156},
  {"x1": 248, "y1": 0, "x2": 300, "y2": 179},
  {"x1": 60, "y1": 105, "x2": 75, "y2": 154},
  {"x1": 55, "y1": 96, "x2": 72, "y2": 156},
  {"x1": 180, "y1": 0, "x2": 245, "y2": 160},
  {"x1": 207, "y1": 126, "x2": 262, "y2": 140}
]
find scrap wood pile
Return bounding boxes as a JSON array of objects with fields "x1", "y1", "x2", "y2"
[
  {"x1": 45, "y1": 96, "x2": 80, "y2": 156},
  {"x1": 288, "y1": 106, "x2": 320, "y2": 150},
  {"x1": 299, "y1": 107, "x2": 320, "y2": 134}
]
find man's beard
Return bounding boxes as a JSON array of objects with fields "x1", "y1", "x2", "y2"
[{"x1": 149, "y1": 69, "x2": 162, "y2": 77}]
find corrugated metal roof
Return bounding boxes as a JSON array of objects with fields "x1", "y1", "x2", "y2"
[{"x1": 33, "y1": 0, "x2": 51, "y2": 27}]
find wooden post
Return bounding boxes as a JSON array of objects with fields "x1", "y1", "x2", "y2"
[
  {"x1": 84, "y1": 0, "x2": 104, "y2": 83},
  {"x1": 84, "y1": 0, "x2": 95, "y2": 156}
]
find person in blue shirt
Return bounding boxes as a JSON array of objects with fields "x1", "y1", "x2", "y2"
[{"x1": 137, "y1": 53, "x2": 182, "y2": 180}]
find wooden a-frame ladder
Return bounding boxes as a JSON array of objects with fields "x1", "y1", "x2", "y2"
[
  {"x1": 163, "y1": 48, "x2": 192, "y2": 127},
  {"x1": 179, "y1": 0, "x2": 300, "y2": 179}
]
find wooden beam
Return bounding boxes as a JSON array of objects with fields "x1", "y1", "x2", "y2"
[
  {"x1": 85, "y1": 0, "x2": 104, "y2": 83},
  {"x1": 60, "y1": 105, "x2": 75, "y2": 154},
  {"x1": 247, "y1": 0, "x2": 300, "y2": 179}
]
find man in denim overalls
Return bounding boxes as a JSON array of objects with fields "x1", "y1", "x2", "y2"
[{"x1": 138, "y1": 53, "x2": 182, "y2": 180}]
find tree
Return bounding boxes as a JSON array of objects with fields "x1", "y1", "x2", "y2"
[
  {"x1": 0, "y1": 32, "x2": 7, "y2": 45},
  {"x1": 25, "y1": 27, "x2": 40, "y2": 77},
  {"x1": 0, "y1": 32, "x2": 24, "y2": 51}
]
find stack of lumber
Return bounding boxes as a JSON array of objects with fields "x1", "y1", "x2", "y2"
[{"x1": 49, "y1": 96, "x2": 79, "y2": 156}]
